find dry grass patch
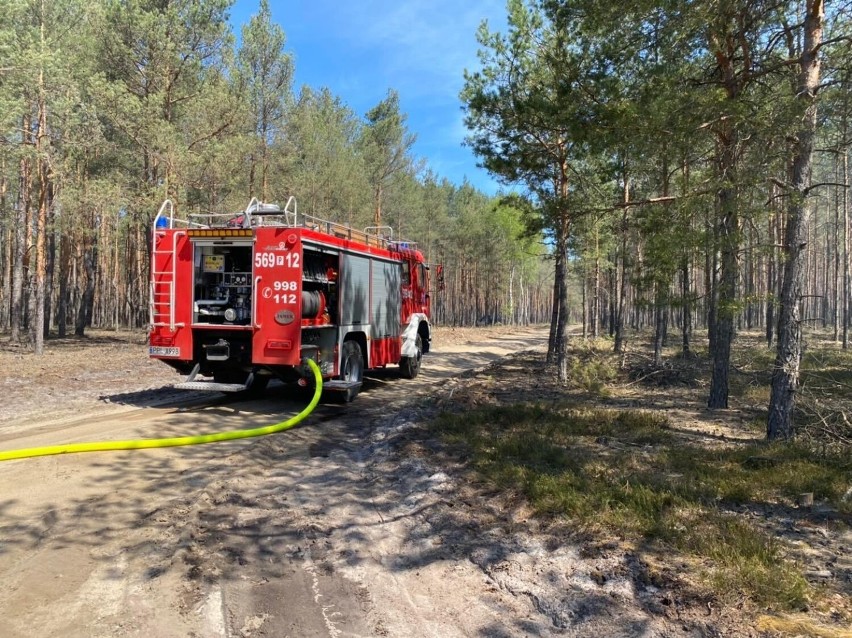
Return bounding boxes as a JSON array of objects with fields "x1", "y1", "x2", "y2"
[
  {"x1": 432, "y1": 400, "x2": 849, "y2": 610},
  {"x1": 429, "y1": 334, "x2": 851, "y2": 627},
  {"x1": 756, "y1": 614, "x2": 852, "y2": 638}
]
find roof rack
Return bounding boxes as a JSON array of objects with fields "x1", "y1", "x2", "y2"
[{"x1": 152, "y1": 197, "x2": 418, "y2": 251}]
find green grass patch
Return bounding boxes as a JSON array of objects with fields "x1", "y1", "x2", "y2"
[
  {"x1": 432, "y1": 403, "x2": 851, "y2": 609},
  {"x1": 729, "y1": 332, "x2": 852, "y2": 391},
  {"x1": 801, "y1": 347, "x2": 852, "y2": 394},
  {"x1": 569, "y1": 358, "x2": 619, "y2": 393},
  {"x1": 566, "y1": 342, "x2": 620, "y2": 393}
]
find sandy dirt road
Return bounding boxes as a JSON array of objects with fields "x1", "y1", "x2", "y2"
[{"x1": 0, "y1": 327, "x2": 595, "y2": 638}]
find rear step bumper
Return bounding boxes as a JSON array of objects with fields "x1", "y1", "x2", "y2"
[
  {"x1": 172, "y1": 365, "x2": 363, "y2": 395},
  {"x1": 174, "y1": 381, "x2": 252, "y2": 392},
  {"x1": 173, "y1": 364, "x2": 256, "y2": 393}
]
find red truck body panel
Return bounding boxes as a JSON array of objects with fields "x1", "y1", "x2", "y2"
[{"x1": 148, "y1": 201, "x2": 430, "y2": 388}]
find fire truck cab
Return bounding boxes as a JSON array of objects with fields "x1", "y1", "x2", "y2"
[{"x1": 148, "y1": 197, "x2": 431, "y2": 401}]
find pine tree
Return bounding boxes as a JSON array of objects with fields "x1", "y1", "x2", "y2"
[
  {"x1": 236, "y1": 0, "x2": 293, "y2": 201},
  {"x1": 462, "y1": 0, "x2": 605, "y2": 381},
  {"x1": 360, "y1": 90, "x2": 416, "y2": 229}
]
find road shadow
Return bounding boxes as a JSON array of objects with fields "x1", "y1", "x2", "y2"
[{"x1": 3, "y1": 327, "x2": 682, "y2": 636}]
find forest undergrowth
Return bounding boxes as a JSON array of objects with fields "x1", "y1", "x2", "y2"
[{"x1": 430, "y1": 331, "x2": 852, "y2": 635}]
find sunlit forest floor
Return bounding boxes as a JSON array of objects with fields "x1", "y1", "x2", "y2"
[
  {"x1": 0, "y1": 325, "x2": 520, "y2": 431},
  {"x1": 1, "y1": 326, "x2": 849, "y2": 635},
  {"x1": 428, "y1": 329, "x2": 852, "y2": 637}
]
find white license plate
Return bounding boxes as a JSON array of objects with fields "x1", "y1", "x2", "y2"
[{"x1": 149, "y1": 346, "x2": 181, "y2": 357}]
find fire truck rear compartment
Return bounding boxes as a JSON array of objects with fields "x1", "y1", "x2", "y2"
[
  {"x1": 187, "y1": 241, "x2": 256, "y2": 384},
  {"x1": 188, "y1": 243, "x2": 340, "y2": 383},
  {"x1": 192, "y1": 242, "x2": 254, "y2": 326}
]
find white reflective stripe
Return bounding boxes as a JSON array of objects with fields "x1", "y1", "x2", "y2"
[{"x1": 401, "y1": 314, "x2": 428, "y2": 357}]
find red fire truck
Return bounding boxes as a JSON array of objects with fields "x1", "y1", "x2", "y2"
[{"x1": 148, "y1": 197, "x2": 431, "y2": 401}]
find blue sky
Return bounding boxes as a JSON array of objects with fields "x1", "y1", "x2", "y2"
[{"x1": 229, "y1": 0, "x2": 508, "y2": 195}]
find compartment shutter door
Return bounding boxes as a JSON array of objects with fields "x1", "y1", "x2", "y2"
[
  {"x1": 371, "y1": 259, "x2": 401, "y2": 337},
  {"x1": 340, "y1": 254, "x2": 371, "y2": 325}
]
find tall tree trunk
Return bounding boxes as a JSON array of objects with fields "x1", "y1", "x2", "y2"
[
  {"x1": 766, "y1": 196, "x2": 777, "y2": 346},
  {"x1": 614, "y1": 171, "x2": 630, "y2": 354},
  {"x1": 33, "y1": 101, "x2": 50, "y2": 354},
  {"x1": 547, "y1": 253, "x2": 560, "y2": 363},
  {"x1": 32, "y1": 21, "x2": 50, "y2": 355},
  {"x1": 843, "y1": 148, "x2": 849, "y2": 350},
  {"x1": 592, "y1": 229, "x2": 600, "y2": 338},
  {"x1": 706, "y1": 204, "x2": 718, "y2": 353},
  {"x1": 608, "y1": 262, "x2": 616, "y2": 337},
  {"x1": 11, "y1": 115, "x2": 32, "y2": 343},
  {"x1": 44, "y1": 207, "x2": 55, "y2": 338},
  {"x1": 681, "y1": 254, "x2": 692, "y2": 356},
  {"x1": 745, "y1": 221, "x2": 754, "y2": 330},
  {"x1": 581, "y1": 264, "x2": 588, "y2": 340},
  {"x1": 679, "y1": 157, "x2": 693, "y2": 356},
  {"x1": 261, "y1": 141, "x2": 269, "y2": 202},
  {"x1": 555, "y1": 229, "x2": 570, "y2": 383},
  {"x1": 768, "y1": 0, "x2": 823, "y2": 440},
  {"x1": 656, "y1": 154, "x2": 672, "y2": 358},
  {"x1": 833, "y1": 156, "x2": 841, "y2": 341},
  {"x1": 709, "y1": 125, "x2": 739, "y2": 409},
  {"x1": 1, "y1": 220, "x2": 9, "y2": 332},
  {"x1": 139, "y1": 220, "x2": 147, "y2": 327},
  {"x1": 509, "y1": 265, "x2": 515, "y2": 325},
  {"x1": 75, "y1": 244, "x2": 96, "y2": 336},
  {"x1": 0, "y1": 160, "x2": 9, "y2": 331},
  {"x1": 653, "y1": 282, "x2": 666, "y2": 366},
  {"x1": 58, "y1": 231, "x2": 71, "y2": 337},
  {"x1": 31, "y1": 18, "x2": 52, "y2": 354},
  {"x1": 373, "y1": 183, "x2": 383, "y2": 228}
]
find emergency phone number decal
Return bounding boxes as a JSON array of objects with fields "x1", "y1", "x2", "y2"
[
  {"x1": 272, "y1": 280, "x2": 298, "y2": 304},
  {"x1": 255, "y1": 252, "x2": 300, "y2": 268},
  {"x1": 261, "y1": 280, "x2": 299, "y2": 305}
]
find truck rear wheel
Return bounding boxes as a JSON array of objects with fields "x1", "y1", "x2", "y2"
[
  {"x1": 400, "y1": 334, "x2": 422, "y2": 379},
  {"x1": 339, "y1": 340, "x2": 364, "y2": 402}
]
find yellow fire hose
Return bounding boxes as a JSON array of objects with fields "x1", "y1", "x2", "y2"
[{"x1": 0, "y1": 359, "x2": 323, "y2": 463}]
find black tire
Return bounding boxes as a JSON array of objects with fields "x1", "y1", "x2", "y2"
[
  {"x1": 339, "y1": 340, "x2": 364, "y2": 402},
  {"x1": 213, "y1": 368, "x2": 241, "y2": 384},
  {"x1": 400, "y1": 334, "x2": 422, "y2": 379},
  {"x1": 244, "y1": 373, "x2": 270, "y2": 397}
]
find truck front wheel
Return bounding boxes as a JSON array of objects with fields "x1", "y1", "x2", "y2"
[{"x1": 400, "y1": 334, "x2": 422, "y2": 379}]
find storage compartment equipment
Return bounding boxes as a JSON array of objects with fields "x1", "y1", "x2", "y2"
[{"x1": 192, "y1": 242, "x2": 254, "y2": 325}]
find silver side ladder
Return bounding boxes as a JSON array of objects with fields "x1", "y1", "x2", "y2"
[{"x1": 149, "y1": 200, "x2": 186, "y2": 331}]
